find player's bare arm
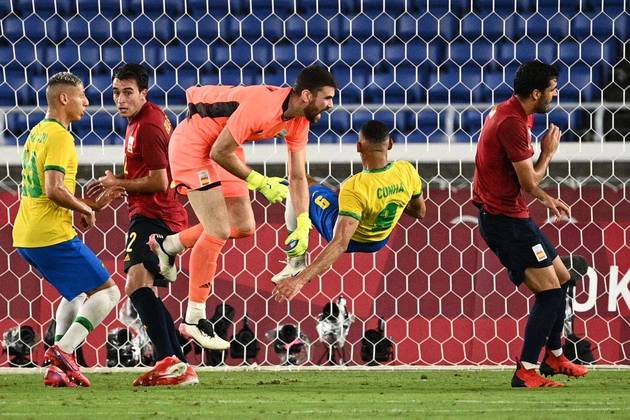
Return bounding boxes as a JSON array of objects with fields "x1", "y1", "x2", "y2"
[
  {"x1": 287, "y1": 147, "x2": 309, "y2": 215},
  {"x1": 45, "y1": 169, "x2": 96, "y2": 228},
  {"x1": 211, "y1": 127, "x2": 251, "y2": 179},
  {"x1": 87, "y1": 168, "x2": 168, "y2": 195},
  {"x1": 403, "y1": 195, "x2": 426, "y2": 219},
  {"x1": 273, "y1": 215, "x2": 359, "y2": 302},
  {"x1": 512, "y1": 158, "x2": 569, "y2": 218}
]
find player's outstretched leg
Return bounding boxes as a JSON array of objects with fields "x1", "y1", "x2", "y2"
[
  {"x1": 132, "y1": 355, "x2": 192, "y2": 386},
  {"x1": 179, "y1": 318, "x2": 230, "y2": 350},
  {"x1": 511, "y1": 360, "x2": 565, "y2": 388},
  {"x1": 147, "y1": 234, "x2": 177, "y2": 282},
  {"x1": 44, "y1": 344, "x2": 91, "y2": 387},
  {"x1": 271, "y1": 253, "x2": 307, "y2": 284},
  {"x1": 539, "y1": 349, "x2": 588, "y2": 378},
  {"x1": 43, "y1": 365, "x2": 78, "y2": 388}
]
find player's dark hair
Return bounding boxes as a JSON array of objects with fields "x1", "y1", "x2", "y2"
[
  {"x1": 360, "y1": 120, "x2": 390, "y2": 144},
  {"x1": 294, "y1": 64, "x2": 337, "y2": 93},
  {"x1": 113, "y1": 63, "x2": 149, "y2": 91},
  {"x1": 47, "y1": 72, "x2": 82, "y2": 89},
  {"x1": 513, "y1": 60, "x2": 558, "y2": 98}
]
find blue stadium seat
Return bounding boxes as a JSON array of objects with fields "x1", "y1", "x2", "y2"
[
  {"x1": 155, "y1": 70, "x2": 177, "y2": 93},
  {"x1": 231, "y1": 40, "x2": 253, "y2": 67},
  {"x1": 198, "y1": 67, "x2": 220, "y2": 86},
  {"x1": 475, "y1": 0, "x2": 521, "y2": 16},
  {"x1": 417, "y1": 14, "x2": 438, "y2": 40},
  {"x1": 285, "y1": 15, "x2": 306, "y2": 40},
  {"x1": 252, "y1": 40, "x2": 273, "y2": 67},
  {"x1": 122, "y1": 41, "x2": 144, "y2": 65},
  {"x1": 340, "y1": 39, "x2": 361, "y2": 64},
  {"x1": 14, "y1": 40, "x2": 36, "y2": 67},
  {"x1": 460, "y1": 64, "x2": 483, "y2": 101},
  {"x1": 23, "y1": 15, "x2": 45, "y2": 41},
  {"x1": 330, "y1": 111, "x2": 351, "y2": 134},
  {"x1": 296, "y1": 39, "x2": 317, "y2": 66},
  {"x1": 579, "y1": 39, "x2": 602, "y2": 64},
  {"x1": 242, "y1": 64, "x2": 263, "y2": 85},
  {"x1": 570, "y1": 14, "x2": 591, "y2": 40},
  {"x1": 505, "y1": 14, "x2": 526, "y2": 39},
  {"x1": 350, "y1": 14, "x2": 372, "y2": 40},
  {"x1": 524, "y1": 13, "x2": 548, "y2": 41},
  {"x1": 363, "y1": 40, "x2": 384, "y2": 66},
  {"x1": 262, "y1": 15, "x2": 284, "y2": 43},
  {"x1": 306, "y1": 15, "x2": 328, "y2": 42},
  {"x1": 261, "y1": 63, "x2": 285, "y2": 86},
  {"x1": 515, "y1": 38, "x2": 536, "y2": 63},
  {"x1": 449, "y1": 43, "x2": 471, "y2": 66},
  {"x1": 102, "y1": 45, "x2": 123, "y2": 68},
  {"x1": 2, "y1": 15, "x2": 23, "y2": 42},
  {"x1": 197, "y1": 15, "x2": 219, "y2": 40},
  {"x1": 209, "y1": 40, "x2": 230, "y2": 67},
  {"x1": 439, "y1": 13, "x2": 459, "y2": 41},
  {"x1": 385, "y1": 41, "x2": 406, "y2": 65},
  {"x1": 174, "y1": 15, "x2": 197, "y2": 43},
  {"x1": 374, "y1": 14, "x2": 395, "y2": 41},
  {"x1": 351, "y1": 64, "x2": 372, "y2": 89},
  {"x1": 495, "y1": 42, "x2": 515, "y2": 66},
  {"x1": 67, "y1": 16, "x2": 89, "y2": 41},
  {"x1": 351, "y1": 110, "x2": 373, "y2": 132},
  {"x1": 548, "y1": 13, "x2": 569, "y2": 39},
  {"x1": 461, "y1": 110, "x2": 485, "y2": 138},
  {"x1": 89, "y1": 15, "x2": 111, "y2": 43},
  {"x1": 568, "y1": 66, "x2": 597, "y2": 101},
  {"x1": 145, "y1": 41, "x2": 166, "y2": 68},
  {"x1": 416, "y1": 110, "x2": 440, "y2": 137},
  {"x1": 428, "y1": 71, "x2": 461, "y2": 103},
  {"x1": 79, "y1": 40, "x2": 101, "y2": 69},
  {"x1": 218, "y1": 63, "x2": 242, "y2": 86},
  {"x1": 58, "y1": 42, "x2": 80, "y2": 68},
  {"x1": 538, "y1": 40, "x2": 558, "y2": 63},
  {"x1": 396, "y1": 14, "x2": 417, "y2": 41},
  {"x1": 274, "y1": 42, "x2": 295, "y2": 66},
  {"x1": 471, "y1": 40, "x2": 492, "y2": 66},
  {"x1": 482, "y1": 13, "x2": 505, "y2": 41},
  {"x1": 613, "y1": 13, "x2": 630, "y2": 39},
  {"x1": 132, "y1": 15, "x2": 154, "y2": 42},
  {"x1": 166, "y1": 43, "x2": 187, "y2": 67},
  {"x1": 319, "y1": 40, "x2": 339, "y2": 64},
  {"x1": 242, "y1": 15, "x2": 263, "y2": 42},
  {"x1": 5, "y1": 113, "x2": 27, "y2": 140},
  {"x1": 154, "y1": 16, "x2": 175, "y2": 43},
  {"x1": 484, "y1": 72, "x2": 512, "y2": 102},
  {"x1": 461, "y1": 14, "x2": 482, "y2": 39}
]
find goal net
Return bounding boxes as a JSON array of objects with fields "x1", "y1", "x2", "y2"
[{"x1": 1, "y1": 1, "x2": 628, "y2": 368}]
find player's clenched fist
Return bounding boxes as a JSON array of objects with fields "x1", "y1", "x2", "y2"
[{"x1": 246, "y1": 170, "x2": 288, "y2": 203}]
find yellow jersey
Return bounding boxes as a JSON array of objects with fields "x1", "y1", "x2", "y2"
[
  {"x1": 12, "y1": 119, "x2": 78, "y2": 247},
  {"x1": 338, "y1": 160, "x2": 422, "y2": 243}
]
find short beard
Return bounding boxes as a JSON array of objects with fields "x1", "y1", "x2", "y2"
[{"x1": 304, "y1": 103, "x2": 322, "y2": 123}]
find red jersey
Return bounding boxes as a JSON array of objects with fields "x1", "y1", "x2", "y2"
[
  {"x1": 123, "y1": 101, "x2": 187, "y2": 232},
  {"x1": 472, "y1": 96, "x2": 535, "y2": 218},
  {"x1": 184, "y1": 85, "x2": 310, "y2": 151}
]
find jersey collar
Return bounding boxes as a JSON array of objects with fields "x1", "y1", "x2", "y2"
[{"x1": 363, "y1": 162, "x2": 392, "y2": 173}]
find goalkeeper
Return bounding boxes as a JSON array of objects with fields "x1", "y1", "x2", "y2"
[
  {"x1": 272, "y1": 120, "x2": 426, "y2": 302},
  {"x1": 148, "y1": 65, "x2": 336, "y2": 348}
]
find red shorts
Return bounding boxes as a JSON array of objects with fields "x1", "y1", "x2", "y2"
[{"x1": 169, "y1": 120, "x2": 248, "y2": 198}]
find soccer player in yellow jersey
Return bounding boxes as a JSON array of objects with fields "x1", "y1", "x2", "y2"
[
  {"x1": 12, "y1": 72, "x2": 122, "y2": 387},
  {"x1": 272, "y1": 120, "x2": 426, "y2": 302}
]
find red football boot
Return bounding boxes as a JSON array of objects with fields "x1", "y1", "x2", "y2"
[
  {"x1": 511, "y1": 361, "x2": 565, "y2": 388},
  {"x1": 43, "y1": 365, "x2": 78, "y2": 388},
  {"x1": 133, "y1": 356, "x2": 188, "y2": 386},
  {"x1": 44, "y1": 345, "x2": 91, "y2": 387},
  {"x1": 153, "y1": 364, "x2": 199, "y2": 386},
  {"x1": 540, "y1": 350, "x2": 589, "y2": 378}
]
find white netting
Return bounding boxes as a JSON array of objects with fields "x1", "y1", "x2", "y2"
[{"x1": 1, "y1": 1, "x2": 629, "y2": 368}]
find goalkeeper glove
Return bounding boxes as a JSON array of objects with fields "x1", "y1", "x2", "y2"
[
  {"x1": 285, "y1": 212, "x2": 311, "y2": 257},
  {"x1": 246, "y1": 170, "x2": 288, "y2": 203}
]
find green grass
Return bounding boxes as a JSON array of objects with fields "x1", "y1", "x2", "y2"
[{"x1": 0, "y1": 370, "x2": 628, "y2": 419}]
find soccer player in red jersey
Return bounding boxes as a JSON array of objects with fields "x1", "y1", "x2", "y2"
[
  {"x1": 473, "y1": 61, "x2": 588, "y2": 387},
  {"x1": 147, "y1": 65, "x2": 336, "y2": 350},
  {"x1": 89, "y1": 64, "x2": 197, "y2": 386}
]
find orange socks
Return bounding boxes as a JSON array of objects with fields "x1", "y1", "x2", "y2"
[
  {"x1": 179, "y1": 224, "x2": 204, "y2": 249},
  {"x1": 178, "y1": 223, "x2": 253, "y2": 249},
  {"x1": 188, "y1": 232, "x2": 226, "y2": 303}
]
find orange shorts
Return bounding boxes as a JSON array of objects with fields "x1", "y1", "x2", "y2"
[{"x1": 169, "y1": 121, "x2": 248, "y2": 198}]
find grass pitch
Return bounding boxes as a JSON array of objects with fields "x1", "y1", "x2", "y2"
[{"x1": 0, "y1": 369, "x2": 628, "y2": 419}]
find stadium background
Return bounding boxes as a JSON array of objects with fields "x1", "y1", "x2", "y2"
[{"x1": 0, "y1": 0, "x2": 628, "y2": 368}]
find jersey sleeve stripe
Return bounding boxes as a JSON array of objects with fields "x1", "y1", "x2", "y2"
[
  {"x1": 338, "y1": 210, "x2": 361, "y2": 221},
  {"x1": 44, "y1": 165, "x2": 66, "y2": 174}
]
